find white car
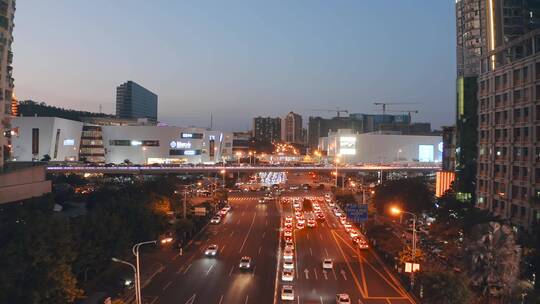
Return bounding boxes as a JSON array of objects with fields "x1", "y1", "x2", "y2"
[
  {"x1": 322, "y1": 258, "x2": 333, "y2": 269},
  {"x1": 239, "y1": 256, "x2": 252, "y2": 269},
  {"x1": 283, "y1": 248, "x2": 294, "y2": 260},
  {"x1": 281, "y1": 285, "x2": 295, "y2": 301},
  {"x1": 336, "y1": 294, "x2": 351, "y2": 304},
  {"x1": 204, "y1": 244, "x2": 218, "y2": 256},
  {"x1": 281, "y1": 268, "x2": 294, "y2": 282},
  {"x1": 285, "y1": 240, "x2": 294, "y2": 250},
  {"x1": 349, "y1": 230, "x2": 359, "y2": 238},
  {"x1": 283, "y1": 260, "x2": 294, "y2": 269},
  {"x1": 210, "y1": 216, "x2": 221, "y2": 224},
  {"x1": 343, "y1": 222, "x2": 352, "y2": 229}
]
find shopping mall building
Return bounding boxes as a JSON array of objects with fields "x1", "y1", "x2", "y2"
[{"x1": 11, "y1": 117, "x2": 234, "y2": 164}]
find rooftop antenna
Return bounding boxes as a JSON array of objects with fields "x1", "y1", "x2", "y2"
[
  {"x1": 210, "y1": 113, "x2": 213, "y2": 130},
  {"x1": 99, "y1": 104, "x2": 102, "y2": 113}
]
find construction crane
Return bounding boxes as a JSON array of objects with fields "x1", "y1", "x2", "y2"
[
  {"x1": 373, "y1": 102, "x2": 419, "y2": 115},
  {"x1": 307, "y1": 107, "x2": 349, "y2": 117},
  {"x1": 385, "y1": 109, "x2": 419, "y2": 122}
]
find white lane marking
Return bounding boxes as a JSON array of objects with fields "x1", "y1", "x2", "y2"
[
  {"x1": 182, "y1": 263, "x2": 192, "y2": 274},
  {"x1": 252, "y1": 266, "x2": 256, "y2": 276},
  {"x1": 150, "y1": 296, "x2": 159, "y2": 304},
  {"x1": 340, "y1": 269, "x2": 347, "y2": 281},
  {"x1": 206, "y1": 264, "x2": 215, "y2": 276},
  {"x1": 185, "y1": 294, "x2": 196, "y2": 304},
  {"x1": 237, "y1": 219, "x2": 241, "y2": 225},
  {"x1": 229, "y1": 265, "x2": 234, "y2": 276},
  {"x1": 218, "y1": 294, "x2": 224, "y2": 304},
  {"x1": 230, "y1": 230, "x2": 235, "y2": 237},
  {"x1": 319, "y1": 233, "x2": 323, "y2": 241},
  {"x1": 309, "y1": 247, "x2": 313, "y2": 256},
  {"x1": 221, "y1": 245, "x2": 226, "y2": 253},
  {"x1": 297, "y1": 296, "x2": 300, "y2": 304},
  {"x1": 258, "y1": 246, "x2": 262, "y2": 255},
  {"x1": 332, "y1": 268, "x2": 337, "y2": 280},
  {"x1": 314, "y1": 268, "x2": 318, "y2": 280},
  {"x1": 304, "y1": 268, "x2": 310, "y2": 279},
  {"x1": 245, "y1": 295, "x2": 249, "y2": 304},
  {"x1": 266, "y1": 220, "x2": 268, "y2": 226},
  {"x1": 162, "y1": 280, "x2": 172, "y2": 290},
  {"x1": 323, "y1": 269, "x2": 328, "y2": 280},
  {"x1": 324, "y1": 248, "x2": 329, "y2": 257},
  {"x1": 320, "y1": 296, "x2": 324, "y2": 304},
  {"x1": 239, "y1": 213, "x2": 257, "y2": 253},
  {"x1": 242, "y1": 211, "x2": 245, "y2": 216},
  {"x1": 307, "y1": 233, "x2": 310, "y2": 240},
  {"x1": 262, "y1": 231, "x2": 266, "y2": 238}
]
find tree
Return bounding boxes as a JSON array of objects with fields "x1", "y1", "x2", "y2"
[
  {"x1": 465, "y1": 222, "x2": 521, "y2": 299},
  {"x1": 416, "y1": 271, "x2": 472, "y2": 304},
  {"x1": 373, "y1": 178, "x2": 434, "y2": 214},
  {"x1": 0, "y1": 196, "x2": 83, "y2": 303}
]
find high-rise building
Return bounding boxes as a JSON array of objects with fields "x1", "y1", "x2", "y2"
[
  {"x1": 476, "y1": 28, "x2": 540, "y2": 228},
  {"x1": 281, "y1": 111, "x2": 303, "y2": 144},
  {"x1": 116, "y1": 81, "x2": 158, "y2": 122},
  {"x1": 252, "y1": 116, "x2": 281, "y2": 143},
  {"x1": 0, "y1": 0, "x2": 15, "y2": 170},
  {"x1": 456, "y1": 0, "x2": 484, "y2": 78}
]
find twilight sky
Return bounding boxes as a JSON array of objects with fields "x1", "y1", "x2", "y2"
[{"x1": 13, "y1": 1, "x2": 456, "y2": 131}]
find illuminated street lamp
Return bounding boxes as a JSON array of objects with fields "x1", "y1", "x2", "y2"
[
  {"x1": 335, "y1": 155, "x2": 341, "y2": 188},
  {"x1": 390, "y1": 206, "x2": 418, "y2": 290},
  {"x1": 220, "y1": 169, "x2": 226, "y2": 188},
  {"x1": 235, "y1": 151, "x2": 243, "y2": 165}
]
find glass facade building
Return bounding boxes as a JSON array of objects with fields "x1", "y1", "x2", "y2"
[{"x1": 116, "y1": 81, "x2": 158, "y2": 122}]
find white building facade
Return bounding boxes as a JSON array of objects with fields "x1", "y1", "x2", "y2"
[
  {"x1": 11, "y1": 117, "x2": 233, "y2": 164},
  {"x1": 320, "y1": 129, "x2": 443, "y2": 164}
]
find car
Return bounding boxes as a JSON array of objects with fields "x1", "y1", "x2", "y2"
[
  {"x1": 284, "y1": 244, "x2": 294, "y2": 252},
  {"x1": 284, "y1": 235, "x2": 293, "y2": 243},
  {"x1": 340, "y1": 218, "x2": 347, "y2": 225},
  {"x1": 210, "y1": 216, "x2": 221, "y2": 224},
  {"x1": 239, "y1": 256, "x2": 252, "y2": 269},
  {"x1": 219, "y1": 208, "x2": 228, "y2": 216},
  {"x1": 316, "y1": 213, "x2": 325, "y2": 220},
  {"x1": 296, "y1": 222, "x2": 305, "y2": 229},
  {"x1": 284, "y1": 229, "x2": 293, "y2": 237},
  {"x1": 283, "y1": 247, "x2": 294, "y2": 260},
  {"x1": 284, "y1": 221, "x2": 293, "y2": 229},
  {"x1": 293, "y1": 201, "x2": 300, "y2": 208},
  {"x1": 281, "y1": 269, "x2": 294, "y2": 282},
  {"x1": 343, "y1": 222, "x2": 352, "y2": 229},
  {"x1": 329, "y1": 201, "x2": 335, "y2": 207},
  {"x1": 307, "y1": 219, "x2": 316, "y2": 228},
  {"x1": 354, "y1": 238, "x2": 369, "y2": 249},
  {"x1": 205, "y1": 244, "x2": 218, "y2": 256},
  {"x1": 322, "y1": 258, "x2": 333, "y2": 269},
  {"x1": 222, "y1": 205, "x2": 231, "y2": 212},
  {"x1": 297, "y1": 218, "x2": 305, "y2": 224},
  {"x1": 349, "y1": 230, "x2": 359, "y2": 238},
  {"x1": 285, "y1": 215, "x2": 293, "y2": 222},
  {"x1": 258, "y1": 198, "x2": 265, "y2": 204},
  {"x1": 285, "y1": 240, "x2": 294, "y2": 250},
  {"x1": 281, "y1": 285, "x2": 295, "y2": 301},
  {"x1": 336, "y1": 294, "x2": 351, "y2": 303},
  {"x1": 283, "y1": 260, "x2": 294, "y2": 269}
]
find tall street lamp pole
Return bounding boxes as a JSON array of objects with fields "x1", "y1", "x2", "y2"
[
  {"x1": 390, "y1": 207, "x2": 417, "y2": 290},
  {"x1": 111, "y1": 257, "x2": 138, "y2": 304},
  {"x1": 133, "y1": 240, "x2": 157, "y2": 304},
  {"x1": 335, "y1": 155, "x2": 341, "y2": 188}
]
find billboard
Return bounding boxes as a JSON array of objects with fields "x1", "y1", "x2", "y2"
[
  {"x1": 418, "y1": 145, "x2": 434, "y2": 162},
  {"x1": 339, "y1": 136, "x2": 356, "y2": 155}
]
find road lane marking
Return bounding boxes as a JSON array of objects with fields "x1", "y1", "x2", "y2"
[
  {"x1": 242, "y1": 210, "x2": 245, "y2": 216},
  {"x1": 304, "y1": 268, "x2": 309, "y2": 279},
  {"x1": 239, "y1": 213, "x2": 257, "y2": 253},
  {"x1": 229, "y1": 265, "x2": 234, "y2": 276},
  {"x1": 230, "y1": 231, "x2": 235, "y2": 237},
  {"x1": 309, "y1": 247, "x2": 313, "y2": 256},
  {"x1": 314, "y1": 268, "x2": 318, "y2": 279},
  {"x1": 185, "y1": 294, "x2": 196, "y2": 304},
  {"x1": 319, "y1": 233, "x2": 323, "y2": 241},
  {"x1": 325, "y1": 248, "x2": 329, "y2": 257},
  {"x1": 206, "y1": 264, "x2": 215, "y2": 276},
  {"x1": 340, "y1": 269, "x2": 348, "y2": 281},
  {"x1": 307, "y1": 233, "x2": 310, "y2": 240},
  {"x1": 237, "y1": 219, "x2": 241, "y2": 225},
  {"x1": 332, "y1": 268, "x2": 337, "y2": 280},
  {"x1": 320, "y1": 296, "x2": 324, "y2": 304},
  {"x1": 182, "y1": 263, "x2": 192, "y2": 274},
  {"x1": 221, "y1": 245, "x2": 226, "y2": 253},
  {"x1": 258, "y1": 246, "x2": 262, "y2": 255},
  {"x1": 262, "y1": 231, "x2": 266, "y2": 238},
  {"x1": 266, "y1": 219, "x2": 268, "y2": 226},
  {"x1": 150, "y1": 296, "x2": 159, "y2": 304},
  {"x1": 245, "y1": 295, "x2": 249, "y2": 304},
  {"x1": 218, "y1": 295, "x2": 224, "y2": 304},
  {"x1": 162, "y1": 280, "x2": 172, "y2": 290},
  {"x1": 323, "y1": 270, "x2": 328, "y2": 280},
  {"x1": 297, "y1": 296, "x2": 300, "y2": 304},
  {"x1": 252, "y1": 266, "x2": 256, "y2": 276}
]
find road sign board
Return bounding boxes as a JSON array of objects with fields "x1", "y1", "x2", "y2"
[{"x1": 345, "y1": 203, "x2": 368, "y2": 223}]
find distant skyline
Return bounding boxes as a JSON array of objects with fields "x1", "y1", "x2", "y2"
[{"x1": 13, "y1": 1, "x2": 456, "y2": 131}]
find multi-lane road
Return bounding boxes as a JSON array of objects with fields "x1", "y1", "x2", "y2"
[{"x1": 140, "y1": 188, "x2": 414, "y2": 304}]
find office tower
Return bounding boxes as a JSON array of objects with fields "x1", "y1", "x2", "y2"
[
  {"x1": 116, "y1": 81, "x2": 158, "y2": 122},
  {"x1": 476, "y1": 29, "x2": 540, "y2": 228},
  {"x1": 281, "y1": 111, "x2": 303, "y2": 144},
  {"x1": 0, "y1": 0, "x2": 15, "y2": 170},
  {"x1": 252, "y1": 116, "x2": 281, "y2": 143}
]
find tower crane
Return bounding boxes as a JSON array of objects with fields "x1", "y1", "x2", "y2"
[
  {"x1": 307, "y1": 107, "x2": 349, "y2": 117},
  {"x1": 384, "y1": 110, "x2": 419, "y2": 122},
  {"x1": 373, "y1": 102, "x2": 419, "y2": 115}
]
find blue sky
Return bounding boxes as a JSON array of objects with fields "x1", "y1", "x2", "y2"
[{"x1": 13, "y1": 1, "x2": 456, "y2": 131}]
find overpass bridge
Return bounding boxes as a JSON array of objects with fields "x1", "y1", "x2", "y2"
[{"x1": 45, "y1": 164, "x2": 441, "y2": 175}]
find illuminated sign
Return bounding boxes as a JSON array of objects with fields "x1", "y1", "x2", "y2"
[
  {"x1": 184, "y1": 150, "x2": 196, "y2": 155},
  {"x1": 131, "y1": 140, "x2": 142, "y2": 146},
  {"x1": 170, "y1": 141, "x2": 192, "y2": 149},
  {"x1": 182, "y1": 133, "x2": 193, "y2": 138},
  {"x1": 63, "y1": 139, "x2": 75, "y2": 146},
  {"x1": 418, "y1": 145, "x2": 434, "y2": 162},
  {"x1": 438, "y1": 142, "x2": 443, "y2": 152},
  {"x1": 339, "y1": 136, "x2": 356, "y2": 155}
]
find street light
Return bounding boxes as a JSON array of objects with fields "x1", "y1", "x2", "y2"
[
  {"x1": 335, "y1": 155, "x2": 341, "y2": 188},
  {"x1": 390, "y1": 206, "x2": 418, "y2": 290},
  {"x1": 220, "y1": 169, "x2": 226, "y2": 188},
  {"x1": 112, "y1": 240, "x2": 157, "y2": 304}
]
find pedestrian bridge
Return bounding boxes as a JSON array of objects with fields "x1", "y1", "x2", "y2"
[{"x1": 45, "y1": 164, "x2": 441, "y2": 174}]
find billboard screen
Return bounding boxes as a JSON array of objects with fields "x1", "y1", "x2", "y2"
[
  {"x1": 339, "y1": 136, "x2": 356, "y2": 155},
  {"x1": 418, "y1": 145, "x2": 434, "y2": 162}
]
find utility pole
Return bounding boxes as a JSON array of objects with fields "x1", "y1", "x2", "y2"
[{"x1": 183, "y1": 189, "x2": 187, "y2": 219}]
